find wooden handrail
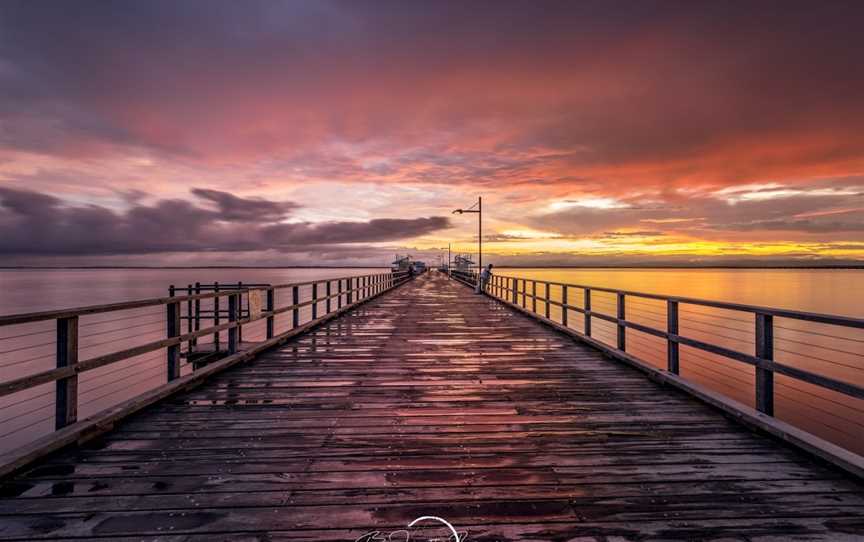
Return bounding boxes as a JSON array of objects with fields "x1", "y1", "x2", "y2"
[
  {"x1": 0, "y1": 271, "x2": 411, "y2": 455},
  {"x1": 0, "y1": 271, "x2": 408, "y2": 326},
  {"x1": 453, "y1": 269, "x2": 864, "y2": 328},
  {"x1": 447, "y1": 268, "x2": 864, "y2": 474},
  {"x1": 451, "y1": 270, "x2": 864, "y2": 406},
  {"x1": 0, "y1": 270, "x2": 414, "y2": 479}
]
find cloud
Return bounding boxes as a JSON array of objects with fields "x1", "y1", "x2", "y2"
[
  {"x1": 189, "y1": 188, "x2": 298, "y2": 222},
  {"x1": 0, "y1": 188, "x2": 450, "y2": 256},
  {"x1": 529, "y1": 180, "x2": 864, "y2": 239},
  {"x1": 1, "y1": 2, "x2": 863, "y2": 264},
  {"x1": 1, "y1": 1, "x2": 863, "y2": 191}
]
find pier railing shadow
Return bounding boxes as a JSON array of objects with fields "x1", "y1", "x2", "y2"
[
  {"x1": 0, "y1": 271, "x2": 410, "y2": 477},
  {"x1": 451, "y1": 269, "x2": 864, "y2": 476}
]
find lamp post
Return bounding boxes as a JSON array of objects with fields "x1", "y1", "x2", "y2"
[{"x1": 452, "y1": 197, "x2": 482, "y2": 273}]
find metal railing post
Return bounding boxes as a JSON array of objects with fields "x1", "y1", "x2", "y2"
[
  {"x1": 667, "y1": 300, "x2": 679, "y2": 374},
  {"x1": 228, "y1": 293, "x2": 238, "y2": 354},
  {"x1": 583, "y1": 288, "x2": 591, "y2": 336},
  {"x1": 55, "y1": 316, "x2": 78, "y2": 429},
  {"x1": 756, "y1": 313, "x2": 775, "y2": 415},
  {"x1": 266, "y1": 288, "x2": 275, "y2": 339},
  {"x1": 292, "y1": 286, "x2": 300, "y2": 328},
  {"x1": 617, "y1": 293, "x2": 626, "y2": 351}
]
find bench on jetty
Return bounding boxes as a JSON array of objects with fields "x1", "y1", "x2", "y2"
[{"x1": 0, "y1": 270, "x2": 862, "y2": 540}]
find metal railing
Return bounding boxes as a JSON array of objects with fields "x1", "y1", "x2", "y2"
[
  {"x1": 0, "y1": 271, "x2": 410, "y2": 475},
  {"x1": 451, "y1": 269, "x2": 864, "y2": 464}
]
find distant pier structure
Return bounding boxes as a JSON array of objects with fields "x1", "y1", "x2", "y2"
[{"x1": 0, "y1": 269, "x2": 862, "y2": 539}]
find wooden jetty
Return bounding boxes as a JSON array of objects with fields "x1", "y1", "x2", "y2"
[{"x1": 0, "y1": 271, "x2": 863, "y2": 540}]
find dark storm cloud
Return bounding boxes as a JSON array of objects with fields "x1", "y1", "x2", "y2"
[
  {"x1": 1, "y1": 0, "x2": 863, "y2": 186},
  {"x1": 190, "y1": 188, "x2": 298, "y2": 222},
  {"x1": 0, "y1": 188, "x2": 450, "y2": 255}
]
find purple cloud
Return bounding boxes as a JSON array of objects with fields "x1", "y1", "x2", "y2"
[{"x1": 0, "y1": 188, "x2": 450, "y2": 255}]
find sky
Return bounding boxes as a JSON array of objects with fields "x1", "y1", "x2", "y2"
[{"x1": 1, "y1": 0, "x2": 862, "y2": 267}]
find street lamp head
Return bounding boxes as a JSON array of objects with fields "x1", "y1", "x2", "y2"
[{"x1": 452, "y1": 209, "x2": 463, "y2": 214}]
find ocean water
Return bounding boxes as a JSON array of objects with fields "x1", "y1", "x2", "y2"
[{"x1": 0, "y1": 267, "x2": 861, "y2": 456}]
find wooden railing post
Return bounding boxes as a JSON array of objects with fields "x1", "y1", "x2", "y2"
[
  {"x1": 266, "y1": 288, "x2": 275, "y2": 339},
  {"x1": 532, "y1": 281, "x2": 537, "y2": 313},
  {"x1": 55, "y1": 316, "x2": 78, "y2": 429},
  {"x1": 347, "y1": 278, "x2": 353, "y2": 304},
  {"x1": 292, "y1": 286, "x2": 300, "y2": 328},
  {"x1": 227, "y1": 293, "x2": 238, "y2": 355},
  {"x1": 193, "y1": 282, "x2": 201, "y2": 348},
  {"x1": 213, "y1": 282, "x2": 221, "y2": 350},
  {"x1": 237, "y1": 282, "x2": 244, "y2": 345},
  {"x1": 167, "y1": 296, "x2": 181, "y2": 381},
  {"x1": 755, "y1": 313, "x2": 775, "y2": 416},
  {"x1": 186, "y1": 284, "x2": 194, "y2": 352},
  {"x1": 312, "y1": 283, "x2": 318, "y2": 320},
  {"x1": 326, "y1": 281, "x2": 332, "y2": 314},
  {"x1": 545, "y1": 283, "x2": 551, "y2": 319},
  {"x1": 512, "y1": 278, "x2": 518, "y2": 304},
  {"x1": 338, "y1": 279, "x2": 343, "y2": 309},
  {"x1": 562, "y1": 285, "x2": 568, "y2": 327},
  {"x1": 583, "y1": 288, "x2": 591, "y2": 336},
  {"x1": 617, "y1": 293, "x2": 626, "y2": 351},
  {"x1": 667, "y1": 300, "x2": 679, "y2": 374}
]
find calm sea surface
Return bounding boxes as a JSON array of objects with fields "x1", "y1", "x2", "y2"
[
  {"x1": 0, "y1": 267, "x2": 862, "y2": 456},
  {"x1": 0, "y1": 268, "x2": 386, "y2": 314}
]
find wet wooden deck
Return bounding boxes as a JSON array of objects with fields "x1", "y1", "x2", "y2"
[{"x1": 1, "y1": 273, "x2": 862, "y2": 541}]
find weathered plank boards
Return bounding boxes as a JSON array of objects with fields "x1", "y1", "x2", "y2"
[{"x1": 0, "y1": 272, "x2": 862, "y2": 541}]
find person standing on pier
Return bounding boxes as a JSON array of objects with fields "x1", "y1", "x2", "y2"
[{"x1": 476, "y1": 263, "x2": 493, "y2": 294}]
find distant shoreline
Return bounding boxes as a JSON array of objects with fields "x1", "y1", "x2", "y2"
[{"x1": 1, "y1": 265, "x2": 862, "y2": 270}]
